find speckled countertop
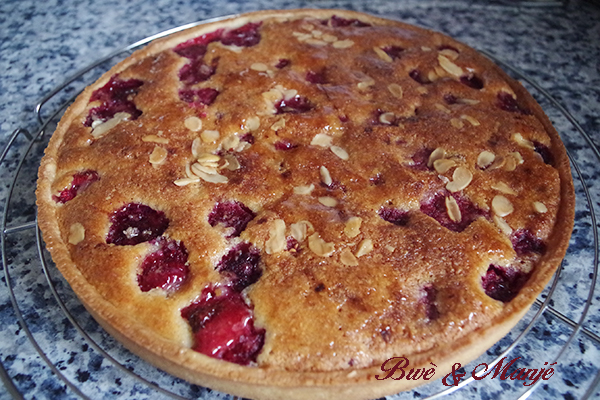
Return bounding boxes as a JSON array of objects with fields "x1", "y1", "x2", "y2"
[{"x1": 1, "y1": 0, "x2": 599, "y2": 399}]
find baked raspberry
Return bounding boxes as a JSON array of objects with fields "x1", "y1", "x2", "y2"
[
  {"x1": 179, "y1": 88, "x2": 220, "y2": 107},
  {"x1": 410, "y1": 148, "x2": 434, "y2": 170},
  {"x1": 208, "y1": 201, "x2": 256, "y2": 238},
  {"x1": 511, "y1": 229, "x2": 546, "y2": 256},
  {"x1": 274, "y1": 140, "x2": 298, "y2": 150},
  {"x1": 409, "y1": 69, "x2": 429, "y2": 84},
  {"x1": 370, "y1": 173, "x2": 385, "y2": 186},
  {"x1": 460, "y1": 74, "x2": 484, "y2": 90},
  {"x1": 378, "y1": 207, "x2": 409, "y2": 226},
  {"x1": 482, "y1": 264, "x2": 529, "y2": 302},
  {"x1": 106, "y1": 203, "x2": 169, "y2": 246},
  {"x1": 420, "y1": 191, "x2": 486, "y2": 232},
  {"x1": 422, "y1": 286, "x2": 440, "y2": 320},
  {"x1": 275, "y1": 59, "x2": 290, "y2": 69},
  {"x1": 383, "y1": 46, "x2": 404, "y2": 60},
  {"x1": 286, "y1": 236, "x2": 300, "y2": 252},
  {"x1": 216, "y1": 242, "x2": 262, "y2": 292},
  {"x1": 221, "y1": 22, "x2": 262, "y2": 47},
  {"x1": 275, "y1": 95, "x2": 313, "y2": 114},
  {"x1": 496, "y1": 92, "x2": 531, "y2": 115},
  {"x1": 138, "y1": 238, "x2": 189, "y2": 293},
  {"x1": 53, "y1": 170, "x2": 99, "y2": 203},
  {"x1": 534, "y1": 141, "x2": 554, "y2": 165},
  {"x1": 240, "y1": 133, "x2": 255, "y2": 144},
  {"x1": 173, "y1": 29, "x2": 224, "y2": 59},
  {"x1": 178, "y1": 58, "x2": 218, "y2": 85},
  {"x1": 181, "y1": 285, "x2": 265, "y2": 365},
  {"x1": 328, "y1": 15, "x2": 371, "y2": 27},
  {"x1": 306, "y1": 69, "x2": 328, "y2": 84},
  {"x1": 443, "y1": 94, "x2": 458, "y2": 104},
  {"x1": 84, "y1": 75, "x2": 144, "y2": 126}
]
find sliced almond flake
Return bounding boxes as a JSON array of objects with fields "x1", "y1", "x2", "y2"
[
  {"x1": 292, "y1": 31, "x2": 312, "y2": 41},
  {"x1": 439, "y1": 48, "x2": 459, "y2": 60},
  {"x1": 427, "y1": 70, "x2": 439, "y2": 82},
  {"x1": 294, "y1": 184, "x2": 315, "y2": 195},
  {"x1": 488, "y1": 156, "x2": 506, "y2": 170},
  {"x1": 191, "y1": 137, "x2": 202, "y2": 158},
  {"x1": 512, "y1": 133, "x2": 534, "y2": 149},
  {"x1": 235, "y1": 141, "x2": 251, "y2": 152},
  {"x1": 299, "y1": 23, "x2": 315, "y2": 31},
  {"x1": 149, "y1": 146, "x2": 168, "y2": 165},
  {"x1": 250, "y1": 62, "x2": 269, "y2": 72},
  {"x1": 434, "y1": 103, "x2": 452, "y2": 114},
  {"x1": 428, "y1": 147, "x2": 445, "y2": 168},
  {"x1": 218, "y1": 43, "x2": 243, "y2": 53},
  {"x1": 477, "y1": 151, "x2": 495, "y2": 169},
  {"x1": 197, "y1": 153, "x2": 221, "y2": 164},
  {"x1": 493, "y1": 215, "x2": 513, "y2": 235},
  {"x1": 311, "y1": 29, "x2": 323, "y2": 37},
  {"x1": 320, "y1": 166, "x2": 333, "y2": 186},
  {"x1": 290, "y1": 220, "x2": 313, "y2": 242},
  {"x1": 433, "y1": 65, "x2": 446, "y2": 78},
  {"x1": 185, "y1": 162, "x2": 195, "y2": 179},
  {"x1": 385, "y1": 245, "x2": 396, "y2": 252},
  {"x1": 510, "y1": 151, "x2": 524, "y2": 165},
  {"x1": 91, "y1": 112, "x2": 129, "y2": 138},
  {"x1": 344, "y1": 217, "x2": 362, "y2": 238},
  {"x1": 265, "y1": 219, "x2": 286, "y2": 254},
  {"x1": 311, "y1": 133, "x2": 333, "y2": 148},
  {"x1": 446, "y1": 167, "x2": 473, "y2": 192},
  {"x1": 461, "y1": 115, "x2": 480, "y2": 127},
  {"x1": 271, "y1": 118, "x2": 286, "y2": 131},
  {"x1": 357, "y1": 77, "x2": 375, "y2": 90},
  {"x1": 340, "y1": 248, "x2": 359, "y2": 266},
  {"x1": 379, "y1": 112, "x2": 395, "y2": 125},
  {"x1": 174, "y1": 177, "x2": 200, "y2": 186},
  {"x1": 305, "y1": 38, "x2": 327, "y2": 46},
  {"x1": 504, "y1": 155, "x2": 518, "y2": 171},
  {"x1": 283, "y1": 89, "x2": 298, "y2": 100},
  {"x1": 491, "y1": 182, "x2": 517, "y2": 195},
  {"x1": 222, "y1": 135, "x2": 240, "y2": 151},
  {"x1": 421, "y1": 46, "x2": 432, "y2": 52},
  {"x1": 533, "y1": 201, "x2": 548, "y2": 213},
  {"x1": 322, "y1": 34, "x2": 338, "y2": 43},
  {"x1": 330, "y1": 145, "x2": 349, "y2": 160},
  {"x1": 492, "y1": 195, "x2": 514, "y2": 217},
  {"x1": 333, "y1": 39, "x2": 354, "y2": 49},
  {"x1": 457, "y1": 98, "x2": 480, "y2": 105},
  {"x1": 245, "y1": 116, "x2": 260, "y2": 131},
  {"x1": 195, "y1": 169, "x2": 228, "y2": 184},
  {"x1": 201, "y1": 130, "x2": 220, "y2": 143},
  {"x1": 445, "y1": 196, "x2": 462, "y2": 223},
  {"x1": 308, "y1": 233, "x2": 335, "y2": 257},
  {"x1": 417, "y1": 87, "x2": 428, "y2": 95},
  {"x1": 450, "y1": 118, "x2": 464, "y2": 129},
  {"x1": 355, "y1": 239, "x2": 373, "y2": 258},
  {"x1": 318, "y1": 196, "x2": 338, "y2": 207},
  {"x1": 387, "y1": 83, "x2": 403, "y2": 99},
  {"x1": 222, "y1": 154, "x2": 241, "y2": 171},
  {"x1": 68, "y1": 223, "x2": 85, "y2": 245},
  {"x1": 434, "y1": 158, "x2": 456, "y2": 174},
  {"x1": 142, "y1": 135, "x2": 169, "y2": 144},
  {"x1": 438, "y1": 54, "x2": 463, "y2": 77},
  {"x1": 192, "y1": 162, "x2": 218, "y2": 175},
  {"x1": 184, "y1": 116, "x2": 203, "y2": 132},
  {"x1": 373, "y1": 47, "x2": 393, "y2": 62}
]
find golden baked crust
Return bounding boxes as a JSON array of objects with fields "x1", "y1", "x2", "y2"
[{"x1": 36, "y1": 9, "x2": 574, "y2": 399}]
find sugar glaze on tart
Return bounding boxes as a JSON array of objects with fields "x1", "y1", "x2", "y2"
[{"x1": 37, "y1": 9, "x2": 574, "y2": 400}]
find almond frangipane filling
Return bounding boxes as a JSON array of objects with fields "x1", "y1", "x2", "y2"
[{"x1": 37, "y1": 10, "x2": 573, "y2": 399}]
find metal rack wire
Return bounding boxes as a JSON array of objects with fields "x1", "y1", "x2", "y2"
[{"x1": 1, "y1": 18, "x2": 599, "y2": 400}]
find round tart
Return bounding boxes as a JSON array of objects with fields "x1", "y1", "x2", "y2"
[{"x1": 36, "y1": 9, "x2": 575, "y2": 400}]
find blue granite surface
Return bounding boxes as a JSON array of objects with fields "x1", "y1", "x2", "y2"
[{"x1": 1, "y1": 0, "x2": 599, "y2": 399}]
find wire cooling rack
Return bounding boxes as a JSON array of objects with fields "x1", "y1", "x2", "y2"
[{"x1": 1, "y1": 16, "x2": 599, "y2": 400}]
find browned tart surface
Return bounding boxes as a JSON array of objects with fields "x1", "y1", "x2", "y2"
[{"x1": 36, "y1": 9, "x2": 574, "y2": 399}]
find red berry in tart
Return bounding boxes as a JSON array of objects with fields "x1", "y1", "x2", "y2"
[
  {"x1": 460, "y1": 74, "x2": 484, "y2": 89},
  {"x1": 181, "y1": 285, "x2": 265, "y2": 365},
  {"x1": 327, "y1": 15, "x2": 371, "y2": 27},
  {"x1": 84, "y1": 75, "x2": 143, "y2": 126},
  {"x1": 422, "y1": 285, "x2": 440, "y2": 320},
  {"x1": 208, "y1": 201, "x2": 256, "y2": 238},
  {"x1": 496, "y1": 92, "x2": 532, "y2": 115},
  {"x1": 138, "y1": 238, "x2": 189, "y2": 293},
  {"x1": 275, "y1": 95, "x2": 313, "y2": 114},
  {"x1": 173, "y1": 29, "x2": 224, "y2": 59},
  {"x1": 383, "y1": 45, "x2": 404, "y2": 60},
  {"x1": 53, "y1": 170, "x2": 99, "y2": 203},
  {"x1": 216, "y1": 242, "x2": 262, "y2": 292},
  {"x1": 378, "y1": 207, "x2": 410, "y2": 226},
  {"x1": 534, "y1": 141, "x2": 554, "y2": 165},
  {"x1": 178, "y1": 58, "x2": 219, "y2": 85},
  {"x1": 274, "y1": 140, "x2": 298, "y2": 150},
  {"x1": 221, "y1": 22, "x2": 262, "y2": 47},
  {"x1": 482, "y1": 264, "x2": 529, "y2": 302},
  {"x1": 178, "y1": 88, "x2": 220, "y2": 107},
  {"x1": 106, "y1": 203, "x2": 169, "y2": 246},
  {"x1": 420, "y1": 191, "x2": 486, "y2": 232},
  {"x1": 511, "y1": 229, "x2": 546, "y2": 256}
]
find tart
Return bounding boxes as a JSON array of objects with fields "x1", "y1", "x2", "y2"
[{"x1": 36, "y1": 9, "x2": 575, "y2": 400}]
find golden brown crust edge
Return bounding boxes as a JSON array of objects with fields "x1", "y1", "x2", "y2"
[{"x1": 36, "y1": 8, "x2": 575, "y2": 400}]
